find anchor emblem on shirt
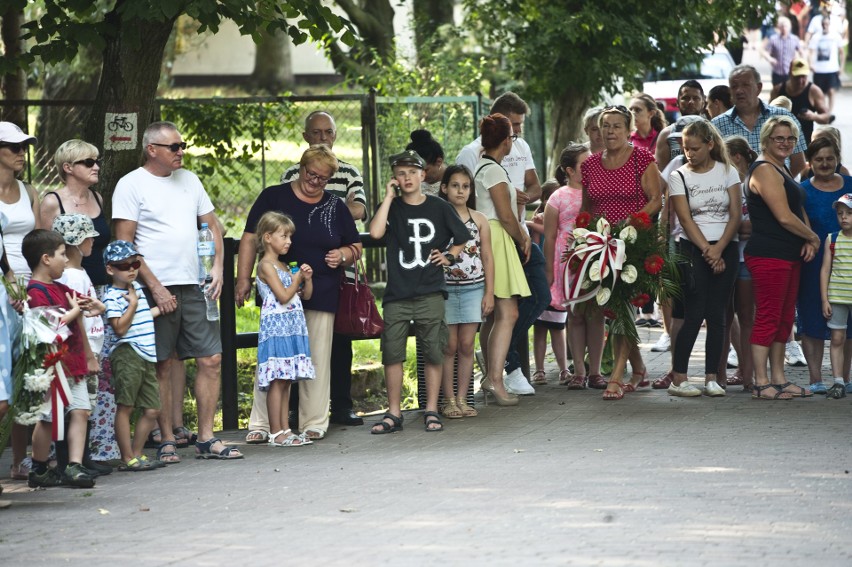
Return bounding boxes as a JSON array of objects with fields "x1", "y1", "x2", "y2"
[{"x1": 399, "y1": 219, "x2": 435, "y2": 269}]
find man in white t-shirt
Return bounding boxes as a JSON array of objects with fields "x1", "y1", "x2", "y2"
[
  {"x1": 113, "y1": 121, "x2": 242, "y2": 461},
  {"x1": 808, "y1": 15, "x2": 844, "y2": 112},
  {"x1": 457, "y1": 92, "x2": 549, "y2": 396}
]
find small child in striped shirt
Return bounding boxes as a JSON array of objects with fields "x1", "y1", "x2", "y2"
[
  {"x1": 102, "y1": 240, "x2": 163, "y2": 470},
  {"x1": 820, "y1": 194, "x2": 852, "y2": 399}
]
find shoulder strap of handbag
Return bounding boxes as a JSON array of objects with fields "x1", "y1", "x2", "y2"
[{"x1": 675, "y1": 169, "x2": 690, "y2": 205}]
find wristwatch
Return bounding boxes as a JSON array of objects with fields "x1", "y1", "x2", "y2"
[{"x1": 444, "y1": 253, "x2": 457, "y2": 265}]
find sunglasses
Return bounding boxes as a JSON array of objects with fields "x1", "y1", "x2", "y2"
[
  {"x1": 603, "y1": 104, "x2": 631, "y2": 116},
  {"x1": 73, "y1": 158, "x2": 102, "y2": 168},
  {"x1": 109, "y1": 260, "x2": 141, "y2": 272},
  {"x1": 150, "y1": 142, "x2": 188, "y2": 152},
  {"x1": 0, "y1": 142, "x2": 28, "y2": 153}
]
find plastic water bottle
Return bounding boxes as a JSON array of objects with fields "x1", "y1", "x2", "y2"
[
  {"x1": 202, "y1": 276, "x2": 219, "y2": 321},
  {"x1": 197, "y1": 223, "x2": 218, "y2": 321},
  {"x1": 289, "y1": 262, "x2": 303, "y2": 289},
  {"x1": 197, "y1": 223, "x2": 215, "y2": 281}
]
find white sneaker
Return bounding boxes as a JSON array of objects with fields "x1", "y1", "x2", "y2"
[
  {"x1": 784, "y1": 341, "x2": 807, "y2": 367},
  {"x1": 727, "y1": 346, "x2": 738, "y2": 368},
  {"x1": 504, "y1": 368, "x2": 535, "y2": 395},
  {"x1": 651, "y1": 333, "x2": 671, "y2": 352},
  {"x1": 704, "y1": 381, "x2": 726, "y2": 397},
  {"x1": 668, "y1": 381, "x2": 702, "y2": 397}
]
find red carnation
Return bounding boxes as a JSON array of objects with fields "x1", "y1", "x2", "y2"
[
  {"x1": 644, "y1": 254, "x2": 664, "y2": 275},
  {"x1": 631, "y1": 293, "x2": 651, "y2": 307},
  {"x1": 575, "y1": 212, "x2": 592, "y2": 229},
  {"x1": 629, "y1": 212, "x2": 652, "y2": 230}
]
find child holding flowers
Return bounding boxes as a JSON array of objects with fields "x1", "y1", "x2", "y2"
[{"x1": 545, "y1": 143, "x2": 607, "y2": 390}]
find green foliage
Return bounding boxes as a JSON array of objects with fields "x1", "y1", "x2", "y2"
[
  {"x1": 2, "y1": 0, "x2": 355, "y2": 75},
  {"x1": 463, "y1": 0, "x2": 775, "y2": 101}
]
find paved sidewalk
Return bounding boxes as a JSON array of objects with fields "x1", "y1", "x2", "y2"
[{"x1": 1, "y1": 326, "x2": 851, "y2": 566}]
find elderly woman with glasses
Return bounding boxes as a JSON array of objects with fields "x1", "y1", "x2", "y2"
[
  {"x1": 744, "y1": 116, "x2": 820, "y2": 400},
  {"x1": 580, "y1": 105, "x2": 663, "y2": 400},
  {"x1": 236, "y1": 144, "x2": 362, "y2": 440}
]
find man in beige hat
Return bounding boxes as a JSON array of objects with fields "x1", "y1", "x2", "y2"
[{"x1": 770, "y1": 57, "x2": 833, "y2": 143}]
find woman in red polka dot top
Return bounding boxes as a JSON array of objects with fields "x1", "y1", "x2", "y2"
[{"x1": 580, "y1": 105, "x2": 663, "y2": 400}]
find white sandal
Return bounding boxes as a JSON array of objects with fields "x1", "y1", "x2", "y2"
[{"x1": 269, "y1": 429, "x2": 313, "y2": 447}]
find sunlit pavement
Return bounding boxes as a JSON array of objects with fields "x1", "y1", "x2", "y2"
[{"x1": 2, "y1": 323, "x2": 850, "y2": 566}]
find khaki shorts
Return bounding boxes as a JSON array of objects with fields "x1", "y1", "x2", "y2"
[
  {"x1": 110, "y1": 343, "x2": 160, "y2": 410},
  {"x1": 381, "y1": 293, "x2": 448, "y2": 365},
  {"x1": 143, "y1": 284, "x2": 222, "y2": 361},
  {"x1": 38, "y1": 378, "x2": 90, "y2": 421}
]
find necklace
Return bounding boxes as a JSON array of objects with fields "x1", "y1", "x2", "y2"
[{"x1": 71, "y1": 191, "x2": 89, "y2": 207}]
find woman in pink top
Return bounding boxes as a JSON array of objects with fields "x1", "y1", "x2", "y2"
[
  {"x1": 581, "y1": 105, "x2": 663, "y2": 400},
  {"x1": 628, "y1": 93, "x2": 666, "y2": 153},
  {"x1": 545, "y1": 142, "x2": 607, "y2": 390}
]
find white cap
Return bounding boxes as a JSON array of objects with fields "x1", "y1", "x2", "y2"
[{"x1": 0, "y1": 122, "x2": 37, "y2": 144}]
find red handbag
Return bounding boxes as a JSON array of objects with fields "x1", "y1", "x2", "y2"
[{"x1": 334, "y1": 245, "x2": 384, "y2": 339}]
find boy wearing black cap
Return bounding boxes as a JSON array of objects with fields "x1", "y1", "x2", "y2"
[{"x1": 368, "y1": 150, "x2": 470, "y2": 434}]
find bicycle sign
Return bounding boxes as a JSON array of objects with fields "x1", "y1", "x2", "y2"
[{"x1": 103, "y1": 112, "x2": 137, "y2": 151}]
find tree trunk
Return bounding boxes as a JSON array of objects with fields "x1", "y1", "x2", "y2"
[
  {"x1": 412, "y1": 0, "x2": 454, "y2": 64},
  {"x1": 84, "y1": 6, "x2": 178, "y2": 222},
  {"x1": 331, "y1": 0, "x2": 395, "y2": 79},
  {"x1": 0, "y1": 8, "x2": 27, "y2": 126},
  {"x1": 250, "y1": 27, "x2": 293, "y2": 93},
  {"x1": 549, "y1": 89, "x2": 593, "y2": 177}
]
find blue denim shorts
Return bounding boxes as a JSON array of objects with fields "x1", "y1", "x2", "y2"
[
  {"x1": 444, "y1": 282, "x2": 484, "y2": 325},
  {"x1": 737, "y1": 261, "x2": 752, "y2": 281}
]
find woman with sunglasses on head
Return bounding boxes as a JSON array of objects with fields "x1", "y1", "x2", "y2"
[
  {"x1": 40, "y1": 140, "x2": 117, "y2": 466},
  {"x1": 0, "y1": 121, "x2": 41, "y2": 482},
  {"x1": 744, "y1": 116, "x2": 820, "y2": 400},
  {"x1": 581, "y1": 105, "x2": 662, "y2": 400}
]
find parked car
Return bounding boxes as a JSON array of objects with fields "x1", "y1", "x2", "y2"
[{"x1": 642, "y1": 48, "x2": 735, "y2": 121}]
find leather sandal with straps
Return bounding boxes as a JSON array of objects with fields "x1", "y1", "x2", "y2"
[
  {"x1": 532, "y1": 369, "x2": 548, "y2": 385},
  {"x1": 602, "y1": 381, "x2": 625, "y2": 400},
  {"x1": 557, "y1": 369, "x2": 572, "y2": 385},
  {"x1": 567, "y1": 374, "x2": 588, "y2": 390},
  {"x1": 457, "y1": 398, "x2": 478, "y2": 417},
  {"x1": 441, "y1": 398, "x2": 463, "y2": 419}
]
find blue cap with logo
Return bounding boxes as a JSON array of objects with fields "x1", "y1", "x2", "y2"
[{"x1": 103, "y1": 240, "x2": 143, "y2": 264}]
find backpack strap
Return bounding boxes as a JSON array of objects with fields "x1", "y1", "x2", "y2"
[{"x1": 830, "y1": 231, "x2": 840, "y2": 256}]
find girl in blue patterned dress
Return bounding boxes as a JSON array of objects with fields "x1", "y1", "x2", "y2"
[{"x1": 255, "y1": 211, "x2": 315, "y2": 447}]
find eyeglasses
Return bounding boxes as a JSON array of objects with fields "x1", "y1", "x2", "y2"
[
  {"x1": 770, "y1": 136, "x2": 797, "y2": 145},
  {"x1": 303, "y1": 168, "x2": 330, "y2": 185},
  {"x1": 109, "y1": 260, "x2": 141, "y2": 272},
  {"x1": 0, "y1": 142, "x2": 28, "y2": 153},
  {"x1": 73, "y1": 158, "x2": 101, "y2": 168},
  {"x1": 510, "y1": 134, "x2": 519, "y2": 141},
  {"x1": 150, "y1": 142, "x2": 188, "y2": 152}
]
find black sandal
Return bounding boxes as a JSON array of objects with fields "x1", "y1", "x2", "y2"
[
  {"x1": 752, "y1": 383, "x2": 792, "y2": 400},
  {"x1": 775, "y1": 382, "x2": 813, "y2": 397},
  {"x1": 423, "y1": 411, "x2": 443, "y2": 432},
  {"x1": 371, "y1": 412, "x2": 403, "y2": 435}
]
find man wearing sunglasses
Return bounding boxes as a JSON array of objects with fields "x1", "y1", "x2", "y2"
[{"x1": 113, "y1": 121, "x2": 242, "y2": 460}]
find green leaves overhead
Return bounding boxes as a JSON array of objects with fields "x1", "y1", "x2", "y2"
[
  {"x1": 462, "y1": 0, "x2": 774, "y2": 100},
  {"x1": 3, "y1": 0, "x2": 355, "y2": 73}
]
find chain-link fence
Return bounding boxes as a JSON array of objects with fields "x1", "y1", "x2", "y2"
[{"x1": 1, "y1": 93, "x2": 549, "y2": 280}]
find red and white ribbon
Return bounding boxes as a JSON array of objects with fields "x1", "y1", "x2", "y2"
[
  {"x1": 45, "y1": 346, "x2": 72, "y2": 441},
  {"x1": 564, "y1": 220, "x2": 626, "y2": 309}
]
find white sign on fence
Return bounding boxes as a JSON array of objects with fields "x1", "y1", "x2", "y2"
[{"x1": 103, "y1": 113, "x2": 137, "y2": 151}]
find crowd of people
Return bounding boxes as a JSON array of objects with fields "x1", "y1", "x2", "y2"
[{"x1": 1, "y1": 12, "x2": 851, "y2": 494}]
